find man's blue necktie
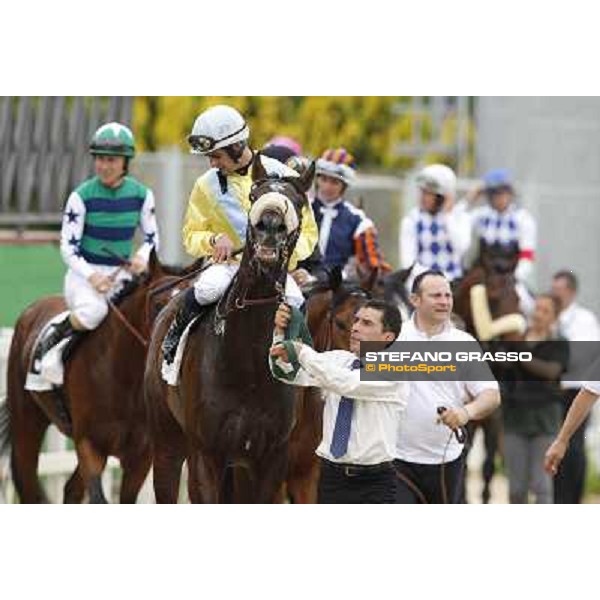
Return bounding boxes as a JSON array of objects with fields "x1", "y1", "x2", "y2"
[{"x1": 330, "y1": 358, "x2": 361, "y2": 459}]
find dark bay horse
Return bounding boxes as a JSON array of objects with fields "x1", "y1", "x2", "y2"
[
  {"x1": 280, "y1": 267, "x2": 371, "y2": 503},
  {"x1": 145, "y1": 155, "x2": 316, "y2": 503},
  {"x1": 453, "y1": 240, "x2": 524, "y2": 503},
  {"x1": 0, "y1": 250, "x2": 193, "y2": 503},
  {"x1": 454, "y1": 241, "x2": 522, "y2": 338}
]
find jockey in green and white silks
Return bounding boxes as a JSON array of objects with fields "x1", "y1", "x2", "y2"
[{"x1": 35, "y1": 122, "x2": 159, "y2": 363}]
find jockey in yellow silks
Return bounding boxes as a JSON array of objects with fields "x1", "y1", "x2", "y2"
[{"x1": 162, "y1": 104, "x2": 318, "y2": 364}]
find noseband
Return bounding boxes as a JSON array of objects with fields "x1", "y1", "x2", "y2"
[{"x1": 214, "y1": 179, "x2": 305, "y2": 325}]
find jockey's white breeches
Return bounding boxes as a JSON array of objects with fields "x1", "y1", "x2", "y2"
[
  {"x1": 64, "y1": 267, "x2": 133, "y2": 330},
  {"x1": 192, "y1": 263, "x2": 305, "y2": 308}
]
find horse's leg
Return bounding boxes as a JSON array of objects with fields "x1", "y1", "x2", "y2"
[
  {"x1": 75, "y1": 438, "x2": 108, "y2": 503},
  {"x1": 63, "y1": 465, "x2": 86, "y2": 504},
  {"x1": 188, "y1": 452, "x2": 220, "y2": 503},
  {"x1": 119, "y1": 447, "x2": 152, "y2": 504},
  {"x1": 287, "y1": 460, "x2": 321, "y2": 504},
  {"x1": 152, "y1": 415, "x2": 186, "y2": 504},
  {"x1": 254, "y1": 448, "x2": 289, "y2": 504},
  {"x1": 9, "y1": 394, "x2": 51, "y2": 503},
  {"x1": 481, "y1": 413, "x2": 501, "y2": 504},
  {"x1": 154, "y1": 448, "x2": 185, "y2": 504},
  {"x1": 273, "y1": 481, "x2": 289, "y2": 504}
]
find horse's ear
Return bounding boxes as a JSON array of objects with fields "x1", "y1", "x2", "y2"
[
  {"x1": 251, "y1": 151, "x2": 268, "y2": 183},
  {"x1": 297, "y1": 160, "x2": 316, "y2": 193},
  {"x1": 148, "y1": 246, "x2": 162, "y2": 278},
  {"x1": 360, "y1": 267, "x2": 379, "y2": 293},
  {"x1": 329, "y1": 265, "x2": 343, "y2": 292}
]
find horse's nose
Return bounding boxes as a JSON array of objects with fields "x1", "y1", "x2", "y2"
[{"x1": 259, "y1": 210, "x2": 285, "y2": 232}]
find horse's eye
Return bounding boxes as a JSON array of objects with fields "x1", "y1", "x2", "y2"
[{"x1": 256, "y1": 222, "x2": 266, "y2": 231}]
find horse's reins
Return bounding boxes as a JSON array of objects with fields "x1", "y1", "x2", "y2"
[
  {"x1": 437, "y1": 412, "x2": 471, "y2": 505},
  {"x1": 147, "y1": 248, "x2": 245, "y2": 299},
  {"x1": 101, "y1": 247, "x2": 149, "y2": 349},
  {"x1": 215, "y1": 270, "x2": 285, "y2": 321},
  {"x1": 389, "y1": 409, "x2": 470, "y2": 504}
]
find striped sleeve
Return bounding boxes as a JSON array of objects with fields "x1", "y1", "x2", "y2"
[
  {"x1": 354, "y1": 226, "x2": 386, "y2": 270},
  {"x1": 134, "y1": 188, "x2": 160, "y2": 263},
  {"x1": 59, "y1": 191, "x2": 95, "y2": 279}
]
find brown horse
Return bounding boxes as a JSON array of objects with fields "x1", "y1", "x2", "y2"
[
  {"x1": 280, "y1": 267, "x2": 371, "y2": 503},
  {"x1": 453, "y1": 240, "x2": 523, "y2": 503},
  {"x1": 144, "y1": 156, "x2": 316, "y2": 503},
  {"x1": 0, "y1": 250, "x2": 193, "y2": 503}
]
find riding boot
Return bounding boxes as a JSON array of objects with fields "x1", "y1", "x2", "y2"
[
  {"x1": 33, "y1": 315, "x2": 76, "y2": 368},
  {"x1": 162, "y1": 288, "x2": 204, "y2": 365},
  {"x1": 62, "y1": 330, "x2": 86, "y2": 364}
]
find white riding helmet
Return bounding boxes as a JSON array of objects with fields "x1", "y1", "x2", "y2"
[
  {"x1": 416, "y1": 164, "x2": 457, "y2": 198},
  {"x1": 188, "y1": 105, "x2": 250, "y2": 155}
]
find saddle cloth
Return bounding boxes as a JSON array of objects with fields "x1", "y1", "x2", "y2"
[
  {"x1": 161, "y1": 316, "x2": 201, "y2": 387},
  {"x1": 25, "y1": 311, "x2": 71, "y2": 392}
]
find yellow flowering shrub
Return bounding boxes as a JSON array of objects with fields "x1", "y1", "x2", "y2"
[{"x1": 133, "y1": 96, "x2": 475, "y2": 173}]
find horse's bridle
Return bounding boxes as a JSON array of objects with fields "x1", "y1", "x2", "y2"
[{"x1": 214, "y1": 179, "x2": 304, "y2": 323}]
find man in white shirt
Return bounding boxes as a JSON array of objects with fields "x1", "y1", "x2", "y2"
[
  {"x1": 270, "y1": 299, "x2": 408, "y2": 503},
  {"x1": 550, "y1": 271, "x2": 600, "y2": 502},
  {"x1": 395, "y1": 270, "x2": 501, "y2": 503},
  {"x1": 545, "y1": 380, "x2": 600, "y2": 477}
]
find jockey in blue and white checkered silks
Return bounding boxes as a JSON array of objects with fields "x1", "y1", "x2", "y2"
[
  {"x1": 400, "y1": 164, "x2": 472, "y2": 288},
  {"x1": 461, "y1": 168, "x2": 537, "y2": 315},
  {"x1": 34, "y1": 123, "x2": 159, "y2": 362}
]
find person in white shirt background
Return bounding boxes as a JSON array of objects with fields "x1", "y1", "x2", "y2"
[
  {"x1": 545, "y1": 380, "x2": 600, "y2": 477},
  {"x1": 394, "y1": 270, "x2": 501, "y2": 504},
  {"x1": 550, "y1": 270, "x2": 600, "y2": 502},
  {"x1": 270, "y1": 299, "x2": 407, "y2": 504}
]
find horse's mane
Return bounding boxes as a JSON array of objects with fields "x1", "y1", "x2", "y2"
[
  {"x1": 305, "y1": 278, "x2": 369, "y2": 309},
  {"x1": 160, "y1": 257, "x2": 205, "y2": 276},
  {"x1": 111, "y1": 275, "x2": 146, "y2": 307},
  {"x1": 110, "y1": 258, "x2": 206, "y2": 307}
]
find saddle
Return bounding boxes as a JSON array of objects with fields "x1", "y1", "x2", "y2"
[{"x1": 26, "y1": 313, "x2": 84, "y2": 391}]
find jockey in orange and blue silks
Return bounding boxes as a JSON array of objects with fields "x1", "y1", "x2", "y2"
[{"x1": 310, "y1": 148, "x2": 389, "y2": 279}]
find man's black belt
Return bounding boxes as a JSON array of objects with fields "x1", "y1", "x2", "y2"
[{"x1": 321, "y1": 458, "x2": 394, "y2": 477}]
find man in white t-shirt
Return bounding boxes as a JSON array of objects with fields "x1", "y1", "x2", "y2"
[
  {"x1": 551, "y1": 270, "x2": 600, "y2": 503},
  {"x1": 545, "y1": 380, "x2": 600, "y2": 477},
  {"x1": 395, "y1": 270, "x2": 501, "y2": 503}
]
